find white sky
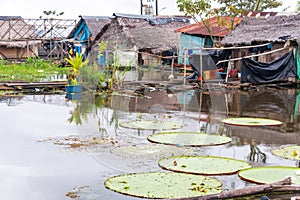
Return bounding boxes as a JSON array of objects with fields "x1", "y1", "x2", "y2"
[{"x1": 0, "y1": 0, "x2": 298, "y2": 20}]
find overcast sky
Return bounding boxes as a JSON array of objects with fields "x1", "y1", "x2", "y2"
[{"x1": 0, "y1": 0, "x2": 298, "y2": 20}]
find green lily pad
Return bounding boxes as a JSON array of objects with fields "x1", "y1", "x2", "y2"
[
  {"x1": 271, "y1": 146, "x2": 300, "y2": 160},
  {"x1": 221, "y1": 117, "x2": 282, "y2": 126},
  {"x1": 104, "y1": 172, "x2": 222, "y2": 199},
  {"x1": 238, "y1": 166, "x2": 300, "y2": 185},
  {"x1": 159, "y1": 156, "x2": 251, "y2": 175},
  {"x1": 119, "y1": 120, "x2": 184, "y2": 130},
  {"x1": 111, "y1": 143, "x2": 196, "y2": 159},
  {"x1": 147, "y1": 132, "x2": 232, "y2": 147}
]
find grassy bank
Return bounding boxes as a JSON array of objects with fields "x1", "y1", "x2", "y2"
[{"x1": 0, "y1": 58, "x2": 70, "y2": 82}]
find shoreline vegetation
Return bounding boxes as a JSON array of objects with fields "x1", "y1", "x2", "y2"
[{"x1": 0, "y1": 58, "x2": 69, "y2": 83}]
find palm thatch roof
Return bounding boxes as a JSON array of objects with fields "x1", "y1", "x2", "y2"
[
  {"x1": 93, "y1": 13, "x2": 190, "y2": 54},
  {"x1": 221, "y1": 13, "x2": 300, "y2": 46}
]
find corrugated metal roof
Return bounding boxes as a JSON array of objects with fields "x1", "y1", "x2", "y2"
[
  {"x1": 0, "y1": 16, "x2": 22, "y2": 20},
  {"x1": 175, "y1": 16, "x2": 242, "y2": 37}
]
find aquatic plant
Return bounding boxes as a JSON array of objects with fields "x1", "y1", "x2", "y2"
[
  {"x1": 239, "y1": 166, "x2": 300, "y2": 185},
  {"x1": 159, "y1": 155, "x2": 252, "y2": 175},
  {"x1": 272, "y1": 146, "x2": 300, "y2": 161},
  {"x1": 147, "y1": 132, "x2": 232, "y2": 146},
  {"x1": 105, "y1": 172, "x2": 222, "y2": 198}
]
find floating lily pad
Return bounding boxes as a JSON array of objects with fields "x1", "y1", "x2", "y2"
[
  {"x1": 111, "y1": 143, "x2": 196, "y2": 159},
  {"x1": 222, "y1": 117, "x2": 282, "y2": 126},
  {"x1": 104, "y1": 172, "x2": 222, "y2": 199},
  {"x1": 271, "y1": 146, "x2": 300, "y2": 160},
  {"x1": 147, "y1": 132, "x2": 232, "y2": 147},
  {"x1": 119, "y1": 120, "x2": 184, "y2": 130},
  {"x1": 159, "y1": 156, "x2": 251, "y2": 175},
  {"x1": 238, "y1": 166, "x2": 300, "y2": 185}
]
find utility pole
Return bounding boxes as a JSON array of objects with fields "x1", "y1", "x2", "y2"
[
  {"x1": 155, "y1": 0, "x2": 158, "y2": 15},
  {"x1": 140, "y1": 0, "x2": 158, "y2": 15}
]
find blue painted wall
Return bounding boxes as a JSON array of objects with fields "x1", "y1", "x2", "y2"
[
  {"x1": 178, "y1": 33, "x2": 205, "y2": 64},
  {"x1": 69, "y1": 20, "x2": 91, "y2": 60}
]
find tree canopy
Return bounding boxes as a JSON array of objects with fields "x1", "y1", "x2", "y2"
[
  {"x1": 176, "y1": 0, "x2": 282, "y2": 47},
  {"x1": 176, "y1": 0, "x2": 283, "y2": 19}
]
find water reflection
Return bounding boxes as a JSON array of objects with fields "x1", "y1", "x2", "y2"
[
  {"x1": 3, "y1": 87, "x2": 300, "y2": 199},
  {"x1": 65, "y1": 87, "x2": 300, "y2": 198}
]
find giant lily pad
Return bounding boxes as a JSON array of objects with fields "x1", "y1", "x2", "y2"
[
  {"x1": 119, "y1": 120, "x2": 183, "y2": 130},
  {"x1": 147, "y1": 132, "x2": 232, "y2": 147},
  {"x1": 159, "y1": 156, "x2": 251, "y2": 175},
  {"x1": 111, "y1": 143, "x2": 196, "y2": 159},
  {"x1": 238, "y1": 166, "x2": 300, "y2": 185},
  {"x1": 272, "y1": 146, "x2": 300, "y2": 160},
  {"x1": 222, "y1": 117, "x2": 282, "y2": 126},
  {"x1": 104, "y1": 172, "x2": 222, "y2": 199}
]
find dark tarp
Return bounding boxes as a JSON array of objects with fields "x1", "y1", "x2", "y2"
[
  {"x1": 241, "y1": 51, "x2": 296, "y2": 83},
  {"x1": 187, "y1": 49, "x2": 231, "y2": 80}
]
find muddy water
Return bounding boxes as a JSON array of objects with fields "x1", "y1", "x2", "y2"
[{"x1": 1, "y1": 86, "x2": 300, "y2": 200}]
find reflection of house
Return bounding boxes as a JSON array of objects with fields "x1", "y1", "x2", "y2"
[
  {"x1": 91, "y1": 13, "x2": 190, "y2": 67},
  {"x1": 175, "y1": 16, "x2": 242, "y2": 64},
  {"x1": 221, "y1": 13, "x2": 300, "y2": 74},
  {"x1": 67, "y1": 16, "x2": 111, "y2": 61},
  {"x1": 229, "y1": 125, "x2": 300, "y2": 145},
  {"x1": 128, "y1": 88, "x2": 180, "y2": 113},
  {"x1": 0, "y1": 16, "x2": 41, "y2": 59}
]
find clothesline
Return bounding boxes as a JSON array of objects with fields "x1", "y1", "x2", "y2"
[
  {"x1": 215, "y1": 46, "x2": 289, "y2": 65},
  {"x1": 183, "y1": 42, "x2": 272, "y2": 51}
]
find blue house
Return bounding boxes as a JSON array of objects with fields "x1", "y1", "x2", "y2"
[{"x1": 67, "y1": 15, "x2": 111, "y2": 63}]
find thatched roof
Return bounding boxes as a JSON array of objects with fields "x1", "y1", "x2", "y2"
[
  {"x1": 221, "y1": 13, "x2": 300, "y2": 46},
  {"x1": 93, "y1": 13, "x2": 190, "y2": 54},
  {"x1": 68, "y1": 15, "x2": 111, "y2": 40},
  {"x1": 0, "y1": 16, "x2": 37, "y2": 41}
]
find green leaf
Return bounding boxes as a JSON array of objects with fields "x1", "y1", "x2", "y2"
[
  {"x1": 239, "y1": 166, "x2": 300, "y2": 185},
  {"x1": 147, "y1": 132, "x2": 232, "y2": 146},
  {"x1": 110, "y1": 143, "x2": 196, "y2": 159},
  {"x1": 272, "y1": 146, "x2": 300, "y2": 161},
  {"x1": 105, "y1": 172, "x2": 222, "y2": 198},
  {"x1": 221, "y1": 117, "x2": 282, "y2": 126},
  {"x1": 119, "y1": 120, "x2": 184, "y2": 130},
  {"x1": 159, "y1": 156, "x2": 251, "y2": 175}
]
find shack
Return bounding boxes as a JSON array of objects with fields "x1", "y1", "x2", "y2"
[
  {"x1": 175, "y1": 16, "x2": 242, "y2": 64},
  {"x1": 91, "y1": 13, "x2": 191, "y2": 67},
  {"x1": 0, "y1": 16, "x2": 41, "y2": 59},
  {"x1": 67, "y1": 15, "x2": 111, "y2": 61},
  {"x1": 221, "y1": 13, "x2": 300, "y2": 84}
]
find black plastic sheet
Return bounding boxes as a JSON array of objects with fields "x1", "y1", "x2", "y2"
[
  {"x1": 187, "y1": 49, "x2": 231, "y2": 80},
  {"x1": 241, "y1": 51, "x2": 296, "y2": 83}
]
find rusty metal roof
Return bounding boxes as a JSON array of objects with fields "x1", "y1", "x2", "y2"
[{"x1": 175, "y1": 16, "x2": 242, "y2": 37}]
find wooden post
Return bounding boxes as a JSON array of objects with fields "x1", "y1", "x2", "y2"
[
  {"x1": 225, "y1": 59, "x2": 231, "y2": 83},
  {"x1": 135, "y1": 47, "x2": 139, "y2": 81},
  {"x1": 170, "y1": 52, "x2": 174, "y2": 79},
  {"x1": 26, "y1": 40, "x2": 29, "y2": 58},
  {"x1": 200, "y1": 46, "x2": 203, "y2": 88},
  {"x1": 183, "y1": 49, "x2": 187, "y2": 85}
]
